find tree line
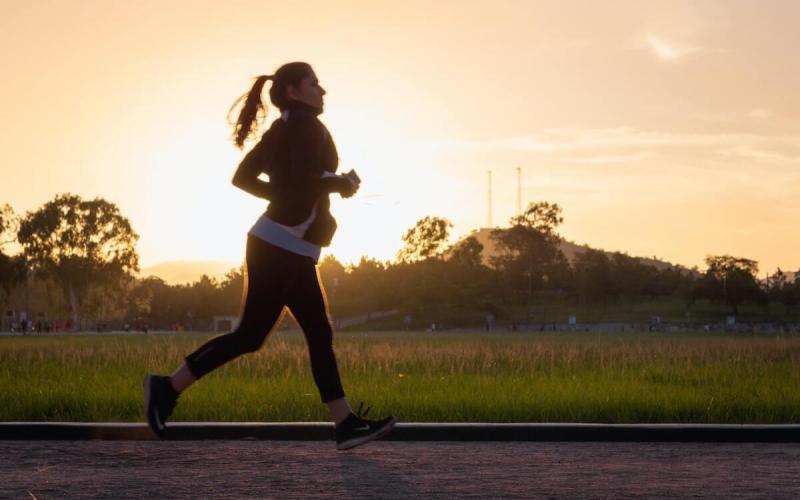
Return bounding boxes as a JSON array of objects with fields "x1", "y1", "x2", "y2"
[{"x1": 1, "y1": 194, "x2": 799, "y2": 331}]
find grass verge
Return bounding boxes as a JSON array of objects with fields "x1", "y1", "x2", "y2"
[{"x1": 3, "y1": 331, "x2": 800, "y2": 423}]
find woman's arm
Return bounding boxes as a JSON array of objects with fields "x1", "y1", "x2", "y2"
[
  {"x1": 288, "y1": 116, "x2": 356, "y2": 197},
  {"x1": 231, "y1": 134, "x2": 275, "y2": 200}
]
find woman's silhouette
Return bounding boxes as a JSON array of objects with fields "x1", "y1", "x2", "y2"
[{"x1": 145, "y1": 62, "x2": 395, "y2": 450}]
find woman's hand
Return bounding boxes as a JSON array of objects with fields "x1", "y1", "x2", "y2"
[{"x1": 340, "y1": 172, "x2": 361, "y2": 198}]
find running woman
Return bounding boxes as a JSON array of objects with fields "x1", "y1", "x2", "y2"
[{"x1": 144, "y1": 62, "x2": 396, "y2": 450}]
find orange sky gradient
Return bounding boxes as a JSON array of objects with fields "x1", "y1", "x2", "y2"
[{"x1": 2, "y1": 0, "x2": 799, "y2": 275}]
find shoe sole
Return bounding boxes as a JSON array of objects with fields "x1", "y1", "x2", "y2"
[
  {"x1": 336, "y1": 416, "x2": 397, "y2": 451},
  {"x1": 143, "y1": 375, "x2": 165, "y2": 437}
]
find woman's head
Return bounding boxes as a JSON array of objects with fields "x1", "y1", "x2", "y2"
[{"x1": 229, "y1": 62, "x2": 326, "y2": 148}]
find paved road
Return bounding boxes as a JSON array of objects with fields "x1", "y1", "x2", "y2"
[{"x1": 3, "y1": 441, "x2": 799, "y2": 499}]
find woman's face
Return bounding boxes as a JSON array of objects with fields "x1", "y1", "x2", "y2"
[{"x1": 287, "y1": 71, "x2": 326, "y2": 110}]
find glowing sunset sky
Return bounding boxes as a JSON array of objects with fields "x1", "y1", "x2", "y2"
[{"x1": 2, "y1": 0, "x2": 799, "y2": 274}]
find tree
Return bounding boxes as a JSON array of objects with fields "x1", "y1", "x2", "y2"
[
  {"x1": 490, "y1": 211, "x2": 569, "y2": 302},
  {"x1": 218, "y1": 264, "x2": 246, "y2": 316},
  {"x1": 572, "y1": 248, "x2": 615, "y2": 301},
  {"x1": 0, "y1": 204, "x2": 25, "y2": 296},
  {"x1": 688, "y1": 255, "x2": 766, "y2": 316},
  {"x1": 766, "y1": 268, "x2": 788, "y2": 296},
  {"x1": 448, "y1": 236, "x2": 484, "y2": 269},
  {"x1": 397, "y1": 216, "x2": 453, "y2": 263},
  {"x1": 510, "y1": 201, "x2": 564, "y2": 238},
  {"x1": 18, "y1": 194, "x2": 140, "y2": 329},
  {"x1": 0, "y1": 204, "x2": 19, "y2": 251},
  {"x1": 766, "y1": 268, "x2": 800, "y2": 315}
]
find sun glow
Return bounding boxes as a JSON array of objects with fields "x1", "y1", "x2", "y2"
[{"x1": 2, "y1": 1, "x2": 800, "y2": 274}]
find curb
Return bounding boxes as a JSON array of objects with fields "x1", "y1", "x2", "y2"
[{"x1": 2, "y1": 423, "x2": 800, "y2": 442}]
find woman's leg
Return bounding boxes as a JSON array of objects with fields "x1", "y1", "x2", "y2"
[
  {"x1": 169, "y1": 362, "x2": 196, "y2": 393},
  {"x1": 182, "y1": 299, "x2": 284, "y2": 384},
  {"x1": 286, "y1": 261, "x2": 350, "y2": 423},
  {"x1": 176, "y1": 237, "x2": 289, "y2": 392},
  {"x1": 145, "y1": 237, "x2": 289, "y2": 436}
]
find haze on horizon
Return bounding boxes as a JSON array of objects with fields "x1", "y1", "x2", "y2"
[{"x1": 2, "y1": 0, "x2": 799, "y2": 275}]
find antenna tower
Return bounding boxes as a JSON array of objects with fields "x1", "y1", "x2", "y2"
[{"x1": 487, "y1": 170, "x2": 493, "y2": 227}]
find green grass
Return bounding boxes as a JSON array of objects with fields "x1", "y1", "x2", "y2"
[{"x1": 3, "y1": 331, "x2": 800, "y2": 423}]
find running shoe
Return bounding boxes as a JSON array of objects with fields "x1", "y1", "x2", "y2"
[
  {"x1": 144, "y1": 374, "x2": 178, "y2": 437},
  {"x1": 335, "y1": 402, "x2": 397, "y2": 451}
]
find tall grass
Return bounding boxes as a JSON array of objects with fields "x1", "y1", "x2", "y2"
[{"x1": 3, "y1": 331, "x2": 800, "y2": 423}]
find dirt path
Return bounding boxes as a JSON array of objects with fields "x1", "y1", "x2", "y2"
[{"x1": 3, "y1": 441, "x2": 800, "y2": 499}]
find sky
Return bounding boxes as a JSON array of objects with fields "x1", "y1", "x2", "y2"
[{"x1": 2, "y1": 0, "x2": 799, "y2": 274}]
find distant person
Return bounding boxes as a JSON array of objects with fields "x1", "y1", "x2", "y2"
[
  {"x1": 144, "y1": 62, "x2": 395, "y2": 450},
  {"x1": 485, "y1": 313, "x2": 495, "y2": 331}
]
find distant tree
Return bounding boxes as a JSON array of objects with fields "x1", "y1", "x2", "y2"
[
  {"x1": 18, "y1": 194, "x2": 139, "y2": 329},
  {"x1": 642, "y1": 266, "x2": 693, "y2": 299},
  {"x1": 219, "y1": 264, "x2": 246, "y2": 316},
  {"x1": 689, "y1": 255, "x2": 766, "y2": 316},
  {"x1": 788, "y1": 271, "x2": 800, "y2": 315},
  {"x1": 319, "y1": 255, "x2": 346, "y2": 286},
  {"x1": 128, "y1": 276, "x2": 159, "y2": 320},
  {"x1": 510, "y1": 201, "x2": 564, "y2": 238},
  {"x1": 0, "y1": 204, "x2": 19, "y2": 251},
  {"x1": 348, "y1": 257, "x2": 390, "y2": 313},
  {"x1": 766, "y1": 268, "x2": 788, "y2": 298},
  {"x1": 0, "y1": 204, "x2": 26, "y2": 296},
  {"x1": 572, "y1": 248, "x2": 614, "y2": 301},
  {"x1": 448, "y1": 236, "x2": 484, "y2": 269},
  {"x1": 187, "y1": 275, "x2": 221, "y2": 327},
  {"x1": 317, "y1": 255, "x2": 346, "y2": 312},
  {"x1": 397, "y1": 216, "x2": 453, "y2": 263},
  {"x1": 706, "y1": 255, "x2": 760, "y2": 278},
  {"x1": 766, "y1": 268, "x2": 800, "y2": 315},
  {"x1": 490, "y1": 222, "x2": 569, "y2": 301}
]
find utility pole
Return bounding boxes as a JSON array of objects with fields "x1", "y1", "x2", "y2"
[{"x1": 516, "y1": 166, "x2": 522, "y2": 216}]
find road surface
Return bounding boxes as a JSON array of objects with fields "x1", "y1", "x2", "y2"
[{"x1": 3, "y1": 440, "x2": 799, "y2": 499}]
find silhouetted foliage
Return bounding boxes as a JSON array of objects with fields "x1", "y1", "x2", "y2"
[
  {"x1": 397, "y1": 216, "x2": 453, "y2": 262},
  {"x1": 448, "y1": 236, "x2": 484, "y2": 269},
  {"x1": 765, "y1": 268, "x2": 800, "y2": 315},
  {"x1": 17, "y1": 194, "x2": 139, "y2": 328},
  {"x1": 509, "y1": 201, "x2": 564, "y2": 236},
  {"x1": 689, "y1": 255, "x2": 766, "y2": 316},
  {"x1": 6, "y1": 195, "x2": 796, "y2": 330},
  {"x1": 490, "y1": 211, "x2": 569, "y2": 303},
  {"x1": 0, "y1": 204, "x2": 25, "y2": 296}
]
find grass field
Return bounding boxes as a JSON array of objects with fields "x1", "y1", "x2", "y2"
[{"x1": 3, "y1": 331, "x2": 800, "y2": 423}]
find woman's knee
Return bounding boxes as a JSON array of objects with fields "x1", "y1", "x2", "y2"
[{"x1": 228, "y1": 326, "x2": 267, "y2": 354}]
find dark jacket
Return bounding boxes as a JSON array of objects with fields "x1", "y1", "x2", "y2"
[{"x1": 233, "y1": 102, "x2": 352, "y2": 247}]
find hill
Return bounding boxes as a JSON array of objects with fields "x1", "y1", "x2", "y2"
[
  {"x1": 465, "y1": 227, "x2": 690, "y2": 273},
  {"x1": 138, "y1": 260, "x2": 240, "y2": 285}
]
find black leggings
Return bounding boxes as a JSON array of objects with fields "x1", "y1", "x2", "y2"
[{"x1": 184, "y1": 236, "x2": 345, "y2": 403}]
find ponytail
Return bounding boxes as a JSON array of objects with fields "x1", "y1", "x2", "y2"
[
  {"x1": 228, "y1": 75, "x2": 272, "y2": 149},
  {"x1": 227, "y1": 62, "x2": 314, "y2": 149}
]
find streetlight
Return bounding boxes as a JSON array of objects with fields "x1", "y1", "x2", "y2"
[
  {"x1": 541, "y1": 274, "x2": 549, "y2": 326},
  {"x1": 525, "y1": 270, "x2": 532, "y2": 322}
]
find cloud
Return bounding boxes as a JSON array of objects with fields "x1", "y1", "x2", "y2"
[
  {"x1": 642, "y1": 34, "x2": 700, "y2": 62},
  {"x1": 719, "y1": 146, "x2": 798, "y2": 164},
  {"x1": 699, "y1": 108, "x2": 774, "y2": 123},
  {"x1": 748, "y1": 108, "x2": 772, "y2": 120},
  {"x1": 433, "y1": 127, "x2": 800, "y2": 152},
  {"x1": 425, "y1": 127, "x2": 800, "y2": 170}
]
